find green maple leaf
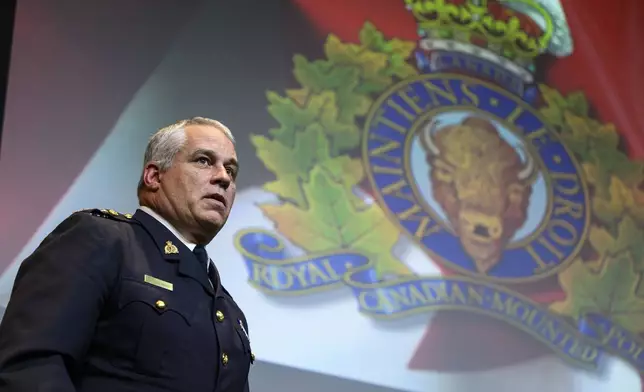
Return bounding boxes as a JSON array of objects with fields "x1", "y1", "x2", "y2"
[
  {"x1": 324, "y1": 34, "x2": 390, "y2": 94},
  {"x1": 358, "y1": 22, "x2": 418, "y2": 79},
  {"x1": 265, "y1": 91, "x2": 361, "y2": 154},
  {"x1": 251, "y1": 126, "x2": 318, "y2": 206},
  {"x1": 266, "y1": 90, "x2": 319, "y2": 147},
  {"x1": 562, "y1": 112, "x2": 643, "y2": 194},
  {"x1": 293, "y1": 55, "x2": 358, "y2": 92},
  {"x1": 252, "y1": 124, "x2": 365, "y2": 207},
  {"x1": 259, "y1": 166, "x2": 411, "y2": 278},
  {"x1": 551, "y1": 252, "x2": 644, "y2": 333},
  {"x1": 589, "y1": 217, "x2": 644, "y2": 270},
  {"x1": 292, "y1": 55, "x2": 370, "y2": 124},
  {"x1": 593, "y1": 176, "x2": 644, "y2": 230},
  {"x1": 538, "y1": 85, "x2": 589, "y2": 130}
]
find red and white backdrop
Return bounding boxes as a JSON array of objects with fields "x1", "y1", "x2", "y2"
[{"x1": 1, "y1": 1, "x2": 644, "y2": 391}]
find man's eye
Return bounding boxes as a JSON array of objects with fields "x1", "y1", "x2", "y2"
[
  {"x1": 197, "y1": 157, "x2": 211, "y2": 165},
  {"x1": 226, "y1": 166, "x2": 237, "y2": 178}
]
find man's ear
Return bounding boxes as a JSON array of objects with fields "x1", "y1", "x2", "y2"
[{"x1": 142, "y1": 163, "x2": 162, "y2": 191}]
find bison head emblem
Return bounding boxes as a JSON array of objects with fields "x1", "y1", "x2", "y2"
[{"x1": 420, "y1": 116, "x2": 537, "y2": 274}]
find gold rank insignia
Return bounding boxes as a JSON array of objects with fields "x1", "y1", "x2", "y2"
[
  {"x1": 164, "y1": 241, "x2": 179, "y2": 255},
  {"x1": 144, "y1": 274, "x2": 174, "y2": 291}
]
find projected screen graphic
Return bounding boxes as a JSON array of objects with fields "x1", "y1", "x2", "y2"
[{"x1": 2, "y1": 1, "x2": 644, "y2": 392}]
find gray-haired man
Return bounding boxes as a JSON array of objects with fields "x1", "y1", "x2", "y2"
[{"x1": 0, "y1": 118, "x2": 253, "y2": 392}]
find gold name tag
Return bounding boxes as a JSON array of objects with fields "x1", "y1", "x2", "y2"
[{"x1": 144, "y1": 275, "x2": 174, "y2": 291}]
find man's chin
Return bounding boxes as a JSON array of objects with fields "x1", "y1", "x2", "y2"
[{"x1": 197, "y1": 211, "x2": 226, "y2": 232}]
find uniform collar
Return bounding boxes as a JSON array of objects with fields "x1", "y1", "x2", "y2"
[
  {"x1": 133, "y1": 207, "x2": 216, "y2": 295},
  {"x1": 138, "y1": 206, "x2": 196, "y2": 251}
]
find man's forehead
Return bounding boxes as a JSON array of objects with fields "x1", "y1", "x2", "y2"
[
  {"x1": 184, "y1": 123, "x2": 230, "y2": 139},
  {"x1": 181, "y1": 126, "x2": 236, "y2": 159}
]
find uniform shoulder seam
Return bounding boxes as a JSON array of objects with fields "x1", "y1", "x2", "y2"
[{"x1": 76, "y1": 208, "x2": 135, "y2": 223}]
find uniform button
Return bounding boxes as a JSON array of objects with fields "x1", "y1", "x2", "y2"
[
  {"x1": 216, "y1": 310, "x2": 224, "y2": 322},
  {"x1": 222, "y1": 352, "x2": 229, "y2": 366},
  {"x1": 155, "y1": 300, "x2": 166, "y2": 310}
]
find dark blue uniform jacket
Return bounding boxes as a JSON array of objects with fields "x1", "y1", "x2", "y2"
[{"x1": 0, "y1": 209, "x2": 253, "y2": 392}]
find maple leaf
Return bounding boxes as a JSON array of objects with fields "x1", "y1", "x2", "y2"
[
  {"x1": 260, "y1": 166, "x2": 411, "y2": 278},
  {"x1": 588, "y1": 217, "x2": 644, "y2": 269},
  {"x1": 252, "y1": 124, "x2": 365, "y2": 207},
  {"x1": 551, "y1": 252, "x2": 644, "y2": 333},
  {"x1": 265, "y1": 90, "x2": 361, "y2": 155},
  {"x1": 593, "y1": 176, "x2": 644, "y2": 230},
  {"x1": 251, "y1": 126, "x2": 318, "y2": 207},
  {"x1": 552, "y1": 219, "x2": 644, "y2": 332},
  {"x1": 358, "y1": 22, "x2": 417, "y2": 80},
  {"x1": 538, "y1": 85, "x2": 589, "y2": 129},
  {"x1": 324, "y1": 34, "x2": 391, "y2": 95},
  {"x1": 537, "y1": 86, "x2": 644, "y2": 192},
  {"x1": 292, "y1": 55, "x2": 371, "y2": 124},
  {"x1": 562, "y1": 112, "x2": 643, "y2": 195}
]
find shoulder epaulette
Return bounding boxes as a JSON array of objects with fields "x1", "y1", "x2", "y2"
[{"x1": 76, "y1": 208, "x2": 134, "y2": 222}]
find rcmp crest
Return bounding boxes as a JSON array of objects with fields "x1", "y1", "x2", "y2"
[{"x1": 234, "y1": 0, "x2": 644, "y2": 375}]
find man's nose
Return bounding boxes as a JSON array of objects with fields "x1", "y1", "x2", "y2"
[{"x1": 210, "y1": 165, "x2": 231, "y2": 189}]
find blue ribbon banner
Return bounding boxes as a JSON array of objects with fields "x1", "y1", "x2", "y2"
[{"x1": 234, "y1": 229, "x2": 644, "y2": 373}]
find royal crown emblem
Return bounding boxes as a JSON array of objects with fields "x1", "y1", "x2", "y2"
[{"x1": 408, "y1": 0, "x2": 572, "y2": 102}]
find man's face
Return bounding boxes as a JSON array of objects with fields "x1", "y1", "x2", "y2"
[{"x1": 157, "y1": 124, "x2": 238, "y2": 238}]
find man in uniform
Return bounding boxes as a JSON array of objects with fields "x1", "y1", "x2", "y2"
[{"x1": 0, "y1": 117, "x2": 253, "y2": 391}]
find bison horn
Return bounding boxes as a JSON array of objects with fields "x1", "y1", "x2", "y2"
[
  {"x1": 517, "y1": 144, "x2": 536, "y2": 181},
  {"x1": 421, "y1": 119, "x2": 441, "y2": 155}
]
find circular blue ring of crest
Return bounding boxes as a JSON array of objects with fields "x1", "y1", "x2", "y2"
[{"x1": 362, "y1": 73, "x2": 590, "y2": 283}]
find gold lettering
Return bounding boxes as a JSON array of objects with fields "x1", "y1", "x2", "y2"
[
  {"x1": 527, "y1": 242, "x2": 558, "y2": 273},
  {"x1": 604, "y1": 326, "x2": 644, "y2": 360},
  {"x1": 386, "y1": 98, "x2": 416, "y2": 122},
  {"x1": 288, "y1": 264, "x2": 309, "y2": 287},
  {"x1": 524, "y1": 127, "x2": 554, "y2": 150},
  {"x1": 271, "y1": 266, "x2": 292, "y2": 290},
  {"x1": 505, "y1": 105, "x2": 524, "y2": 124},
  {"x1": 568, "y1": 338, "x2": 598, "y2": 362},
  {"x1": 389, "y1": 287, "x2": 413, "y2": 310},
  {"x1": 555, "y1": 331, "x2": 574, "y2": 349},
  {"x1": 381, "y1": 179, "x2": 413, "y2": 201},
  {"x1": 252, "y1": 260, "x2": 347, "y2": 291},
  {"x1": 398, "y1": 86, "x2": 425, "y2": 114},
  {"x1": 372, "y1": 109, "x2": 408, "y2": 134},
  {"x1": 379, "y1": 179, "x2": 440, "y2": 238},
  {"x1": 358, "y1": 291, "x2": 385, "y2": 312},
  {"x1": 449, "y1": 284, "x2": 467, "y2": 304},
  {"x1": 550, "y1": 171, "x2": 582, "y2": 196},
  {"x1": 466, "y1": 285, "x2": 485, "y2": 306},
  {"x1": 396, "y1": 203, "x2": 441, "y2": 239},
  {"x1": 460, "y1": 82, "x2": 480, "y2": 106},
  {"x1": 252, "y1": 263, "x2": 270, "y2": 286},
  {"x1": 372, "y1": 165, "x2": 404, "y2": 175},
  {"x1": 547, "y1": 219, "x2": 579, "y2": 247},
  {"x1": 321, "y1": 259, "x2": 341, "y2": 280},
  {"x1": 490, "y1": 293, "x2": 534, "y2": 323},
  {"x1": 368, "y1": 134, "x2": 402, "y2": 165},
  {"x1": 409, "y1": 285, "x2": 430, "y2": 306},
  {"x1": 553, "y1": 196, "x2": 584, "y2": 220},
  {"x1": 420, "y1": 282, "x2": 440, "y2": 302},
  {"x1": 581, "y1": 346, "x2": 599, "y2": 362},
  {"x1": 422, "y1": 79, "x2": 458, "y2": 104},
  {"x1": 536, "y1": 236, "x2": 565, "y2": 260},
  {"x1": 428, "y1": 282, "x2": 449, "y2": 302}
]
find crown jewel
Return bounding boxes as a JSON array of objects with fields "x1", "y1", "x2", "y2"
[{"x1": 405, "y1": 0, "x2": 554, "y2": 60}]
